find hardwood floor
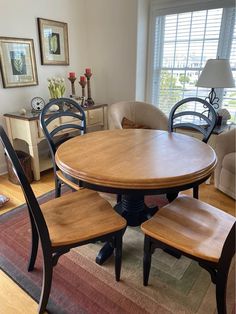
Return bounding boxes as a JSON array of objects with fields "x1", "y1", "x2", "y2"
[
  {"x1": 0, "y1": 171, "x2": 54, "y2": 215},
  {"x1": 0, "y1": 170, "x2": 235, "y2": 313}
]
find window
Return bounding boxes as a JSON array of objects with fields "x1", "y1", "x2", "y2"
[{"x1": 148, "y1": 6, "x2": 236, "y2": 122}]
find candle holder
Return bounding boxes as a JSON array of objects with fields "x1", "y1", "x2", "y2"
[
  {"x1": 84, "y1": 72, "x2": 95, "y2": 106},
  {"x1": 78, "y1": 78, "x2": 87, "y2": 102},
  {"x1": 68, "y1": 76, "x2": 77, "y2": 97}
]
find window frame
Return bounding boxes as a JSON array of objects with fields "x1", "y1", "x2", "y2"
[{"x1": 146, "y1": 3, "x2": 236, "y2": 120}]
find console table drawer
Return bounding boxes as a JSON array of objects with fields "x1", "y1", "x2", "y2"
[
  {"x1": 38, "y1": 118, "x2": 60, "y2": 138},
  {"x1": 60, "y1": 112, "x2": 88, "y2": 124},
  {"x1": 87, "y1": 108, "x2": 103, "y2": 126}
]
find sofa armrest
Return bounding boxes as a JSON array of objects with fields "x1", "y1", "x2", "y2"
[{"x1": 214, "y1": 128, "x2": 236, "y2": 187}]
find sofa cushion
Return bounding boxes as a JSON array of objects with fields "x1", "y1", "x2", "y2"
[
  {"x1": 222, "y1": 152, "x2": 235, "y2": 174},
  {"x1": 121, "y1": 117, "x2": 151, "y2": 129}
]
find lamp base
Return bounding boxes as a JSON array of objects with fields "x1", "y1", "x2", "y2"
[{"x1": 205, "y1": 88, "x2": 219, "y2": 110}]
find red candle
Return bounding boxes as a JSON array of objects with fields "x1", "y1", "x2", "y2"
[
  {"x1": 69, "y1": 72, "x2": 76, "y2": 78},
  {"x1": 85, "y1": 68, "x2": 91, "y2": 74},
  {"x1": 80, "y1": 76, "x2": 86, "y2": 82}
]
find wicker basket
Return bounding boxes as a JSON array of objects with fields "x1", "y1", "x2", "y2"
[{"x1": 6, "y1": 150, "x2": 33, "y2": 184}]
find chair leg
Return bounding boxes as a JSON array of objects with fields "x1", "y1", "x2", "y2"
[
  {"x1": 143, "y1": 236, "x2": 152, "y2": 286},
  {"x1": 215, "y1": 270, "x2": 228, "y2": 314},
  {"x1": 166, "y1": 192, "x2": 178, "y2": 203},
  {"x1": 114, "y1": 231, "x2": 123, "y2": 281},
  {"x1": 215, "y1": 223, "x2": 235, "y2": 314},
  {"x1": 28, "y1": 211, "x2": 39, "y2": 272},
  {"x1": 55, "y1": 178, "x2": 61, "y2": 198},
  {"x1": 38, "y1": 257, "x2": 53, "y2": 314},
  {"x1": 193, "y1": 186, "x2": 199, "y2": 199},
  {"x1": 117, "y1": 194, "x2": 122, "y2": 203}
]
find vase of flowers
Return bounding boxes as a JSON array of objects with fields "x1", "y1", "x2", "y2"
[{"x1": 48, "y1": 77, "x2": 66, "y2": 99}]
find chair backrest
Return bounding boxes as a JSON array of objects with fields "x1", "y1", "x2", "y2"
[
  {"x1": 0, "y1": 126, "x2": 51, "y2": 252},
  {"x1": 168, "y1": 97, "x2": 217, "y2": 143},
  {"x1": 40, "y1": 98, "x2": 86, "y2": 168},
  {"x1": 108, "y1": 101, "x2": 168, "y2": 130}
]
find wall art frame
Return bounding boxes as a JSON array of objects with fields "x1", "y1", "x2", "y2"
[
  {"x1": 38, "y1": 18, "x2": 69, "y2": 65},
  {"x1": 0, "y1": 37, "x2": 38, "y2": 88}
]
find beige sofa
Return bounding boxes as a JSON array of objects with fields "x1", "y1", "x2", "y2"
[
  {"x1": 214, "y1": 128, "x2": 236, "y2": 199},
  {"x1": 108, "y1": 101, "x2": 168, "y2": 130}
]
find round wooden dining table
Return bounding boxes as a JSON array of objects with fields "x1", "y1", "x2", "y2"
[{"x1": 55, "y1": 129, "x2": 217, "y2": 263}]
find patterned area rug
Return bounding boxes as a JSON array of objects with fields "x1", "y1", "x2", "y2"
[{"x1": 0, "y1": 190, "x2": 235, "y2": 314}]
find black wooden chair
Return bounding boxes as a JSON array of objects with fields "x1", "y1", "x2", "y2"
[
  {"x1": 0, "y1": 125, "x2": 126, "y2": 314},
  {"x1": 141, "y1": 195, "x2": 235, "y2": 314},
  {"x1": 40, "y1": 98, "x2": 86, "y2": 197},
  {"x1": 168, "y1": 97, "x2": 217, "y2": 198}
]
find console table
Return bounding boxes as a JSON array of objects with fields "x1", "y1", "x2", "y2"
[{"x1": 4, "y1": 103, "x2": 107, "y2": 180}]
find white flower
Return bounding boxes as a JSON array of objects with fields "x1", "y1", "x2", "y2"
[{"x1": 47, "y1": 76, "x2": 66, "y2": 99}]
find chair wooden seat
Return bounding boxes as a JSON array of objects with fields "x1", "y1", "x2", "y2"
[
  {"x1": 141, "y1": 195, "x2": 235, "y2": 262},
  {"x1": 42, "y1": 189, "x2": 126, "y2": 247},
  {"x1": 141, "y1": 195, "x2": 235, "y2": 314}
]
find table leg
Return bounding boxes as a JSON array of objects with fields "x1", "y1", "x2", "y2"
[
  {"x1": 95, "y1": 195, "x2": 158, "y2": 265},
  {"x1": 115, "y1": 195, "x2": 158, "y2": 226},
  {"x1": 96, "y1": 242, "x2": 114, "y2": 265},
  {"x1": 166, "y1": 192, "x2": 178, "y2": 203}
]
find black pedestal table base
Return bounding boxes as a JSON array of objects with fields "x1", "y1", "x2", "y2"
[{"x1": 95, "y1": 194, "x2": 158, "y2": 265}]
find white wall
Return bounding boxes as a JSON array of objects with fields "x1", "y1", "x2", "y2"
[
  {"x1": 0, "y1": 0, "x2": 88, "y2": 173},
  {"x1": 84, "y1": 0, "x2": 139, "y2": 104},
  {"x1": 0, "y1": 0, "x2": 149, "y2": 174},
  {"x1": 136, "y1": 0, "x2": 150, "y2": 101},
  {"x1": 0, "y1": 0, "x2": 88, "y2": 114}
]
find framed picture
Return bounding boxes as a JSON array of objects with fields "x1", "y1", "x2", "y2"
[
  {"x1": 38, "y1": 18, "x2": 69, "y2": 65},
  {"x1": 0, "y1": 37, "x2": 38, "y2": 88}
]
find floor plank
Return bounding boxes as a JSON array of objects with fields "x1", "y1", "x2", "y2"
[
  {"x1": 0, "y1": 170, "x2": 54, "y2": 215},
  {"x1": 0, "y1": 271, "x2": 39, "y2": 314}
]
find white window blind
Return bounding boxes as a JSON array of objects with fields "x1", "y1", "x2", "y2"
[
  {"x1": 149, "y1": 7, "x2": 236, "y2": 122},
  {"x1": 222, "y1": 17, "x2": 236, "y2": 121}
]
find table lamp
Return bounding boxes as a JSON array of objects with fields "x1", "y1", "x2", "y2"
[{"x1": 196, "y1": 58, "x2": 235, "y2": 110}]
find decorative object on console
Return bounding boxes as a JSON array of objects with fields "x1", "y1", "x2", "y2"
[
  {"x1": 19, "y1": 108, "x2": 27, "y2": 115},
  {"x1": 68, "y1": 72, "x2": 77, "y2": 97},
  {"x1": 0, "y1": 37, "x2": 38, "y2": 88},
  {"x1": 31, "y1": 96, "x2": 46, "y2": 112},
  {"x1": 37, "y1": 18, "x2": 69, "y2": 65},
  {"x1": 47, "y1": 77, "x2": 65, "y2": 99},
  {"x1": 216, "y1": 108, "x2": 231, "y2": 126},
  {"x1": 196, "y1": 58, "x2": 235, "y2": 111},
  {"x1": 84, "y1": 68, "x2": 94, "y2": 106},
  {"x1": 49, "y1": 104, "x2": 60, "y2": 112},
  {"x1": 78, "y1": 75, "x2": 87, "y2": 106}
]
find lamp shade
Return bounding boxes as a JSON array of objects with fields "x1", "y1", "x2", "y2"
[{"x1": 196, "y1": 59, "x2": 235, "y2": 88}]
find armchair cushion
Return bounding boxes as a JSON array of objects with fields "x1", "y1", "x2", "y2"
[
  {"x1": 214, "y1": 128, "x2": 236, "y2": 199},
  {"x1": 222, "y1": 152, "x2": 235, "y2": 174},
  {"x1": 121, "y1": 117, "x2": 151, "y2": 129}
]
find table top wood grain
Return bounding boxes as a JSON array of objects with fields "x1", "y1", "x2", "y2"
[{"x1": 55, "y1": 129, "x2": 217, "y2": 190}]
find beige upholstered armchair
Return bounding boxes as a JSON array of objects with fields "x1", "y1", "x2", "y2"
[
  {"x1": 214, "y1": 128, "x2": 236, "y2": 199},
  {"x1": 108, "y1": 101, "x2": 168, "y2": 130}
]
